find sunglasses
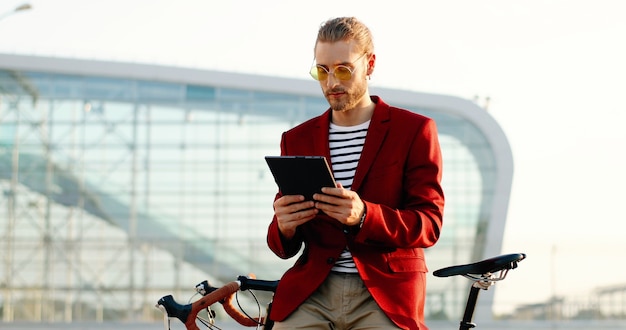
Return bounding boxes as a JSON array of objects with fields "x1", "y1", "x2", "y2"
[{"x1": 309, "y1": 53, "x2": 368, "y2": 81}]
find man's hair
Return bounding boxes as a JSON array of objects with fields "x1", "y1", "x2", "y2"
[{"x1": 315, "y1": 17, "x2": 374, "y2": 55}]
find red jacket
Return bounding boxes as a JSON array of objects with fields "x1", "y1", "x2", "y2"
[{"x1": 266, "y1": 96, "x2": 444, "y2": 330}]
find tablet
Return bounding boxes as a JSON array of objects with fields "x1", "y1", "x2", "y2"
[{"x1": 265, "y1": 156, "x2": 336, "y2": 201}]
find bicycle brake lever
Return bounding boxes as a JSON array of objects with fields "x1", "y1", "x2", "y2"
[
  {"x1": 196, "y1": 280, "x2": 218, "y2": 296},
  {"x1": 156, "y1": 295, "x2": 191, "y2": 326}
]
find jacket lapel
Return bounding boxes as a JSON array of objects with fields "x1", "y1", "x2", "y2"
[
  {"x1": 351, "y1": 99, "x2": 390, "y2": 192},
  {"x1": 312, "y1": 110, "x2": 333, "y2": 161}
]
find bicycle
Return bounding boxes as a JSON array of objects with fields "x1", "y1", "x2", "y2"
[{"x1": 156, "y1": 252, "x2": 526, "y2": 330}]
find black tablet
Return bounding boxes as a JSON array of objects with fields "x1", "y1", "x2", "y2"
[{"x1": 265, "y1": 156, "x2": 336, "y2": 201}]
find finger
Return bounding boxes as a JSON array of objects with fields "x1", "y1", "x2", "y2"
[
  {"x1": 274, "y1": 195, "x2": 305, "y2": 207},
  {"x1": 277, "y1": 204, "x2": 315, "y2": 221},
  {"x1": 320, "y1": 186, "x2": 352, "y2": 198},
  {"x1": 290, "y1": 208, "x2": 318, "y2": 222},
  {"x1": 313, "y1": 192, "x2": 351, "y2": 207},
  {"x1": 277, "y1": 208, "x2": 318, "y2": 231},
  {"x1": 314, "y1": 202, "x2": 347, "y2": 220}
]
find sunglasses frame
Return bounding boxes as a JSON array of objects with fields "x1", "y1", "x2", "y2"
[{"x1": 309, "y1": 53, "x2": 369, "y2": 81}]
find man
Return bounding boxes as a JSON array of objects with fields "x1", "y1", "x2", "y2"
[{"x1": 267, "y1": 17, "x2": 444, "y2": 330}]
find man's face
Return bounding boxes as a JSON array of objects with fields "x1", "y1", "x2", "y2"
[{"x1": 313, "y1": 40, "x2": 370, "y2": 112}]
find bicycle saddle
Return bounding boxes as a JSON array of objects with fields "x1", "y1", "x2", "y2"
[{"x1": 433, "y1": 253, "x2": 526, "y2": 277}]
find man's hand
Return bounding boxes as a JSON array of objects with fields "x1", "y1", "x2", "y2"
[
  {"x1": 313, "y1": 184, "x2": 364, "y2": 226},
  {"x1": 273, "y1": 195, "x2": 318, "y2": 240}
]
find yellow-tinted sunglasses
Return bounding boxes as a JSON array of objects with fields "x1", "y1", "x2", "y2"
[{"x1": 309, "y1": 53, "x2": 368, "y2": 81}]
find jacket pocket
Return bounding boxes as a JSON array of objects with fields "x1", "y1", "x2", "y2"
[{"x1": 387, "y1": 251, "x2": 428, "y2": 273}]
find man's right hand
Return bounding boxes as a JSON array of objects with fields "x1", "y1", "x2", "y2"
[{"x1": 273, "y1": 195, "x2": 318, "y2": 240}]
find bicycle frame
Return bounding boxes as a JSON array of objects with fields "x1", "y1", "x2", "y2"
[{"x1": 157, "y1": 253, "x2": 525, "y2": 330}]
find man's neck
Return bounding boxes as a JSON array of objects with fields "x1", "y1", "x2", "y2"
[{"x1": 331, "y1": 97, "x2": 376, "y2": 126}]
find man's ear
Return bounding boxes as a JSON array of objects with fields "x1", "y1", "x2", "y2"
[{"x1": 367, "y1": 54, "x2": 376, "y2": 75}]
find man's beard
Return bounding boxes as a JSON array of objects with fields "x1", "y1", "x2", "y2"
[{"x1": 326, "y1": 82, "x2": 367, "y2": 112}]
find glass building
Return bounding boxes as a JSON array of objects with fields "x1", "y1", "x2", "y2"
[{"x1": 0, "y1": 53, "x2": 513, "y2": 324}]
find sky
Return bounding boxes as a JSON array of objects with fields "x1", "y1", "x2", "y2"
[{"x1": 1, "y1": 0, "x2": 625, "y2": 314}]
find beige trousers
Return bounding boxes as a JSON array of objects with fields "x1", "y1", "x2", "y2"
[{"x1": 271, "y1": 272, "x2": 402, "y2": 329}]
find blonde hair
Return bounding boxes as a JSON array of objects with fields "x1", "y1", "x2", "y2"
[{"x1": 314, "y1": 17, "x2": 374, "y2": 55}]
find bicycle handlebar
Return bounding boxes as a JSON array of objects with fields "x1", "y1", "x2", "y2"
[
  {"x1": 237, "y1": 275, "x2": 280, "y2": 292},
  {"x1": 220, "y1": 281, "x2": 267, "y2": 327},
  {"x1": 157, "y1": 277, "x2": 279, "y2": 330}
]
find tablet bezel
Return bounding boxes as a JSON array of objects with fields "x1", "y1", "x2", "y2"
[{"x1": 265, "y1": 156, "x2": 336, "y2": 201}]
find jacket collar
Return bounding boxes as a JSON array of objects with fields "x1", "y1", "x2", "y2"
[{"x1": 311, "y1": 96, "x2": 391, "y2": 192}]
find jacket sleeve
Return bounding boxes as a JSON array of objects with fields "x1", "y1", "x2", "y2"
[{"x1": 267, "y1": 213, "x2": 304, "y2": 259}]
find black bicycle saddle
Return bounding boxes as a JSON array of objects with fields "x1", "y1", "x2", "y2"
[{"x1": 433, "y1": 253, "x2": 526, "y2": 277}]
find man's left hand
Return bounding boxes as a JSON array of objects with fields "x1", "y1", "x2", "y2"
[{"x1": 313, "y1": 183, "x2": 364, "y2": 226}]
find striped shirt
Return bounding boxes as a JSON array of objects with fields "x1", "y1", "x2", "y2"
[{"x1": 328, "y1": 120, "x2": 370, "y2": 273}]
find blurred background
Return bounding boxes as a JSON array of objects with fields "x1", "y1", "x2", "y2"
[{"x1": 1, "y1": 1, "x2": 625, "y2": 329}]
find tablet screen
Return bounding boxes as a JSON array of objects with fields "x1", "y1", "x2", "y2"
[{"x1": 265, "y1": 156, "x2": 336, "y2": 201}]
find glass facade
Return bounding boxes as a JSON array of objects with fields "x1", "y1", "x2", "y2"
[{"x1": 0, "y1": 56, "x2": 513, "y2": 323}]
